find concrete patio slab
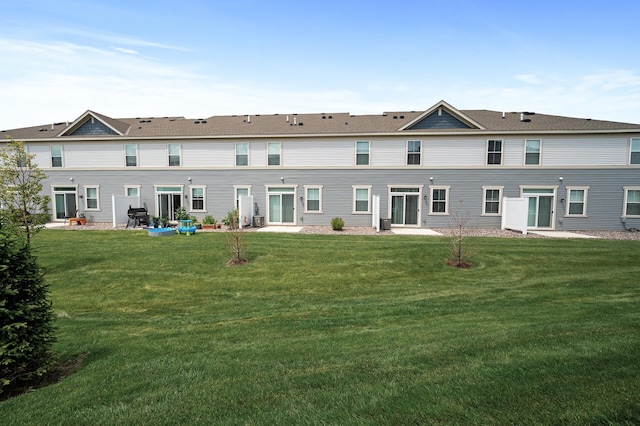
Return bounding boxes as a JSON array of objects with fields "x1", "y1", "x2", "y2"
[
  {"x1": 529, "y1": 231, "x2": 599, "y2": 239},
  {"x1": 391, "y1": 228, "x2": 443, "y2": 236},
  {"x1": 256, "y1": 226, "x2": 303, "y2": 233}
]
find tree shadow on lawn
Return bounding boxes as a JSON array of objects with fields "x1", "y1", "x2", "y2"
[{"x1": 1, "y1": 347, "x2": 107, "y2": 401}]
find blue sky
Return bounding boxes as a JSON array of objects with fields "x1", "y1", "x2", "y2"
[{"x1": 2, "y1": 0, "x2": 640, "y2": 129}]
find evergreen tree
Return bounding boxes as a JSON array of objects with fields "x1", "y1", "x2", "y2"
[{"x1": 0, "y1": 230, "x2": 55, "y2": 395}]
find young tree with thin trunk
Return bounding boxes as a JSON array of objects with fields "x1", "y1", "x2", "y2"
[{"x1": 0, "y1": 140, "x2": 50, "y2": 245}]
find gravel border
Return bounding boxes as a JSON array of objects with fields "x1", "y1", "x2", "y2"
[{"x1": 53, "y1": 222, "x2": 640, "y2": 240}]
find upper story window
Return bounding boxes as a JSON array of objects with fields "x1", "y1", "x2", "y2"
[
  {"x1": 236, "y1": 143, "x2": 249, "y2": 166},
  {"x1": 487, "y1": 139, "x2": 502, "y2": 165},
  {"x1": 168, "y1": 144, "x2": 181, "y2": 166},
  {"x1": 51, "y1": 145, "x2": 63, "y2": 167},
  {"x1": 407, "y1": 140, "x2": 421, "y2": 165},
  {"x1": 304, "y1": 185, "x2": 323, "y2": 213},
  {"x1": 267, "y1": 142, "x2": 281, "y2": 166},
  {"x1": 125, "y1": 144, "x2": 138, "y2": 167},
  {"x1": 566, "y1": 186, "x2": 589, "y2": 217},
  {"x1": 630, "y1": 138, "x2": 640, "y2": 164},
  {"x1": 356, "y1": 141, "x2": 370, "y2": 166},
  {"x1": 525, "y1": 139, "x2": 541, "y2": 165},
  {"x1": 353, "y1": 185, "x2": 372, "y2": 213},
  {"x1": 84, "y1": 186, "x2": 100, "y2": 210}
]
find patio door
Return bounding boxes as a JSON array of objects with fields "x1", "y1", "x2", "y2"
[
  {"x1": 390, "y1": 187, "x2": 421, "y2": 226},
  {"x1": 155, "y1": 186, "x2": 182, "y2": 220},
  {"x1": 268, "y1": 187, "x2": 295, "y2": 225},
  {"x1": 52, "y1": 187, "x2": 77, "y2": 220},
  {"x1": 523, "y1": 188, "x2": 555, "y2": 229}
]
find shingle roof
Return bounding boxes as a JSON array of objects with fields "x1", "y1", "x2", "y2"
[{"x1": 2, "y1": 103, "x2": 639, "y2": 141}]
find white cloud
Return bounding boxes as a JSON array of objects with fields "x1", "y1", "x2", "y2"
[
  {"x1": 112, "y1": 47, "x2": 139, "y2": 55},
  {"x1": 515, "y1": 74, "x2": 542, "y2": 85}
]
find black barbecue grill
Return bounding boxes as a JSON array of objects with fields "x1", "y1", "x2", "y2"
[{"x1": 127, "y1": 207, "x2": 149, "y2": 228}]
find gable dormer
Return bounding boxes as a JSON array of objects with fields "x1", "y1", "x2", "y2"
[
  {"x1": 399, "y1": 100, "x2": 486, "y2": 131},
  {"x1": 57, "y1": 110, "x2": 130, "y2": 137}
]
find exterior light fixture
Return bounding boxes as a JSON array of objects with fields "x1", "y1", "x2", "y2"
[{"x1": 280, "y1": 176, "x2": 285, "y2": 183}]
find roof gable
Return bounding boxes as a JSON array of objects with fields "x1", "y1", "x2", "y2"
[
  {"x1": 399, "y1": 100, "x2": 486, "y2": 131},
  {"x1": 57, "y1": 110, "x2": 129, "y2": 137}
]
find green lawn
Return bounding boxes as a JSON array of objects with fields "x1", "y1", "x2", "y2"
[{"x1": 1, "y1": 230, "x2": 639, "y2": 425}]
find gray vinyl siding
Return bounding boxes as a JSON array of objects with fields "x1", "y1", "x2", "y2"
[
  {"x1": 41, "y1": 167, "x2": 640, "y2": 231},
  {"x1": 65, "y1": 143, "x2": 123, "y2": 168},
  {"x1": 371, "y1": 140, "x2": 404, "y2": 166},
  {"x1": 424, "y1": 138, "x2": 484, "y2": 166},
  {"x1": 139, "y1": 143, "x2": 167, "y2": 167},
  {"x1": 27, "y1": 145, "x2": 51, "y2": 168},
  {"x1": 543, "y1": 137, "x2": 628, "y2": 166},
  {"x1": 183, "y1": 141, "x2": 234, "y2": 167},
  {"x1": 503, "y1": 138, "x2": 524, "y2": 166}
]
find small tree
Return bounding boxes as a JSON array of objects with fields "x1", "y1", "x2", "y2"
[
  {"x1": 0, "y1": 140, "x2": 50, "y2": 245},
  {"x1": 0, "y1": 230, "x2": 56, "y2": 395},
  {"x1": 225, "y1": 210, "x2": 247, "y2": 265},
  {"x1": 446, "y1": 211, "x2": 474, "y2": 269}
]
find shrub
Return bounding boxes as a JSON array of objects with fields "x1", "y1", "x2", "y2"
[
  {"x1": 202, "y1": 215, "x2": 215, "y2": 225},
  {"x1": 222, "y1": 210, "x2": 239, "y2": 229},
  {"x1": 331, "y1": 217, "x2": 344, "y2": 231},
  {"x1": 0, "y1": 231, "x2": 56, "y2": 396},
  {"x1": 174, "y1": 206, "x2": 190, "y2": 221}
]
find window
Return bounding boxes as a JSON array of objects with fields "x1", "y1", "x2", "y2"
[
  {"x1": 236, "y1": 143, "x2": 248, "y2": 166},
  {"x1": 353, "y1": 186, "x2": 372, "y2": 213},
  {"x1": 168, "y1": 144, "x2": 181, "y2": 166},
  {"x1": 430, "y1": 186, "x2": 450, "y2": 215},
  {"x1": 356, "y1": 141, "x2": 370, "y2": 166},
  {"x1": 304, "y1": 185, "x2": 323, "y2": 213},
  {"x1": 51, "y1": 145, "x2": 63, "y2": 167},
  {"x1": 482, "y1": 186, "x2": 503, "y2": 215},
  {"x1": 234, "y1": 186, "x2": 251, "y2": 209},
  {"x1": 190, "y1": 186, "x2": 206, "y2": 211},
  {"x1": 267, "y1": 142, "x2": 281, "y2": 166},
  {"x1": 566, "y1": 187, "x2": 589, "y2": 216},
  {"x1": 84, "y1": 186, "x2": 100, "y2": 210},
  {"x1": 407, "y1": 140, "x2": 421, "y2": 165},
  {"x1": 125, "y1": 144, "x2": 137, "y2": 167},
  {"x1": 125, "y1": 185, "x2": 140, "y2": 197},
  {"x1": 487, "y1": 140, "x2": 502, "y2": 165},
  {"x1": 623, "y1": 187, "x2": 640, "y2": 217},
  {"x1": 631, "y1": 138, "x2": 640, "y2": 165},
  {"x1": 525, "y1": 139, "x2": 541, "y2": 165}
]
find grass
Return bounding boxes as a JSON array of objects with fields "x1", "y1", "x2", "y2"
[{"x1": 1, "y1": 230, "x2": 639, "y2": 425}]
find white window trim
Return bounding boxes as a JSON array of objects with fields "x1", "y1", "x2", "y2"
[
  {"x1": 235, "y1": 143, "x2": 249, "y2": 167},
  {"x1": 486, "y1": 139, "x2": 503, "y2": 166},
  {"x1": 124, "y1": 144, "x2": 138, "y2": 167},
  {"x1": 303, "y1": 185, "x2": 323, "y2": 213},
  {"x1": 124, "y1": 185, "x2": 141, "y2": 197},
  {"x1": 622, "y1": 186, "x2": 640, "y2": 218},
  {"x1": 51, "y1": 145, "x2": 63, "y2": 168},
  {"x1": 630, "y1": 138, "x2": 640, "y2": 165},
  {"x1": 524, "y1": 139, "x2": 542, "y2": 166},
  {"x1": 355, "y1": 141, "x2": 370, "y2": 166},
  {"x1": 352, "y1": 185, "x2": 372, "y2": 214},
  {"x1": 234, "y1": 185, "x2": 252, "y2": 209},
  {"x1": 167, "y1": 143, "x2": 181, "y2": 167},
  {"x1": 564, "y1": 186, "x2": 589, "y2": 217},
  {"x1": 429, "y1": 185, "x2": 450, "y2": 215},
  {"x1": 189, "y1": 185, "x2": 207, "y2": 213},
  {"x1": 83, "y1": 185, "x2": 100, "y2": 211},
  {"x1": 406, "y1": 140, "x2": 422, "y2": 166},
  {"x1": 481, "y1": 186, "x2": 504, "y2": 216},
  {"x1": 267, "y1": 142, "x2": 281, "y2": 167}
]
